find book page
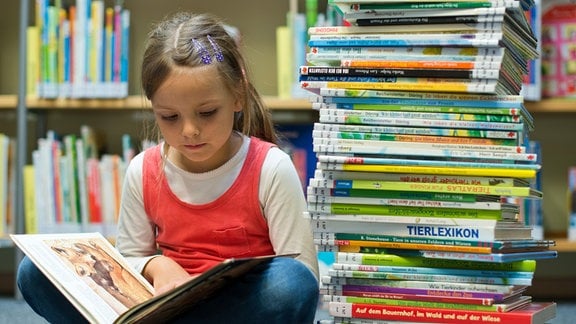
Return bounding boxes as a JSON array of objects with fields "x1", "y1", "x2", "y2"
[{"x1": 11, "y1": 232, "x2": 154, "y2": 323}]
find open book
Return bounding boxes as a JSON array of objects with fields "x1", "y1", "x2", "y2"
[{"x1": 10, "y1": 232, "x2": 296, "y2": 324}]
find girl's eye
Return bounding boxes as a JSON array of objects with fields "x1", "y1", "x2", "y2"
[
  {"x1": 199, "y1": 109, "x2": 216, "y2": 117},
  {"x1": 161, "y1": 114, "x2": 179, "y2": 121}
]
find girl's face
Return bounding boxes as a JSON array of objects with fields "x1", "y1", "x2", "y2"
[{"x1": 151, "y1": 65, "x2": 242, "y2": 173}]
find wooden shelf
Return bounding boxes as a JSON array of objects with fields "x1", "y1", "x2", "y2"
[
  {"x1": 0, "y1": 95, "x2": 313, "y2": 111},
  {"x1": 2, "y1": 95, "x2": 576, "y2": 113},
  {"x1": 525, "y1": 98, "x2": 576, "y2": 113}
]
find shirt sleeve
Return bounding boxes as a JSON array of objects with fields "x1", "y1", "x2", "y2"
[
  {"x1": 260, "y1": 147, "x2": 319, "y2": 280},
  {"x1": 115, "y1": 151, "x2": 160, "y2": 274}
]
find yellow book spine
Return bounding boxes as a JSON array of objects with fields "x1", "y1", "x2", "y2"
[
  {"x1": 23, "y1": 165, "x2": 37, "y2": 234},
  {"x1": 334, "y1": 242, "x2": 493, "y2": 254},
  {"x1": 335, "y1": 164, "x2": 537, "y2": 178},
  {"x1": 276, "y1": 25, "x2": 292, "y2": 99},
  {"x1": 27, "y1": 26, "x2": 40, "y2": 97}
]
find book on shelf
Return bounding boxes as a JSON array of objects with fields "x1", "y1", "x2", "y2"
[
  {"x1": 345, "y1": 247, "x2": 558, "y2": 263},
  {"x1": 301, "y1": 65, "x2": 504, "y2": 80},
  {"x1": 326, "y1": 267, "x2": 534, "y2": 286},
  {"x1": 324, "y1": 293, "x2": 532, "y2": 312},
  {"x1": 308, "y1": 177, "x2": 543, "y2": 198},
  {"x1": 32, "y1": 0, "x2": 130, "y2": 99},
  {"x1": 315, "y1": 231, "x2": 552, "y2": 252},
  {"x1": 311, "y1": 219, "x2": 534, "y2": 241},
  {"x1": 323, "y1": 276, "x2": 526, "y2": 297},
  {"x1": 328, "y1": 301, "x2": 556, "y2": 323},
  {"x1": 313, "y1": 88, "x2": 526, "y2": 108},
  {"x1": 314, "y1": 169, "x2": 531, "y2": 186},
  {"x1": 316, "y1": 154, "x2": 541, "y2": 173},
  {"x1": 10, "y1": 232, "x2": 293, "y2": 324}
]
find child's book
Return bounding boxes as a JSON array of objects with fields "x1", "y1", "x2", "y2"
[{"x1": 10, "y1": 232, "x2": 295, "y2": 324}]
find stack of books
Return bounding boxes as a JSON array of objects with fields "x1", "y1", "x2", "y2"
[{"x1": 301, "y1": 0, "x2": 558, "y2": 323}]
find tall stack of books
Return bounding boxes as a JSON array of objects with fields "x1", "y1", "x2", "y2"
[{"x1": 301, "y1": 0, "x2": 558, "y2": 323}]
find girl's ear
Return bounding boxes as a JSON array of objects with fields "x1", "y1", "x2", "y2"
[{"x1": 233, "y1": 95, "x2": 243, "y2": 113}]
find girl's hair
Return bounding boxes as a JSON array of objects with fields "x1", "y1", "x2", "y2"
[{"x1": 141, "y1": 12, "x2": 278, "y2": 144}]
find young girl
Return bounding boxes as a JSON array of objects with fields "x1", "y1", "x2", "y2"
[{"x1": 17, "y1": 12, "x2": 319, "y2": 323}]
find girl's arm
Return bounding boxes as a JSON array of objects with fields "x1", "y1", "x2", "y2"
[{"x1": 260, "y1": 147, "x2": 319, "y2": 280}]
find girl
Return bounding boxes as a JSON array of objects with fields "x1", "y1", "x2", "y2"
[{"x1": 17, "y1": 12, "x2": 319, "y2": 323}]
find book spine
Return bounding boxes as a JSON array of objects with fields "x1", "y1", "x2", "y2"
[
  {"x1": 313, "y1": 132, "x2": 524, "y2": 153},
  {"x1": 317, "y1": 89, "x2": 524, "y2": 108},
  {"x1": 314, "y1": 167, "x2": 527, "y2": 184},
  {"x1": 329, "y1": 261, "x2": 534, "y2": 279},
  {"x1": 312, "y1": 143, "x2": 534, "y2": 163},
  {"x1": 314, "y1": 102, "x2": 521, "y2": 117},
  {"x1": 308, "y1": 202, "x2": 503, "y2": 219},
  {"x1": 120, "y1": 9, "x2": 130, "y2": 97},
  {"x1": 325, "y1": 285, "x2": 511, "y2": 300},
  {"x1": 324, "y1": 294, "x2": 514, "y2": 312},
  {"x1": 327, "y1": 276, "x2": 518, "y2": 295},
  {"x1": 308, "y1": 186, "x2": 481, "y2": 201},
  {"x1": 355, "y1": 15, "x2": 504, "y2": 27},
  {"x1": 335, "y1": 252, "x2": 537, "y2": 271},
  {"x1": 316, "y1": 154, "x2": 541, "y2": 171},
  {"x1": 309, "y1": 178, "x2": 538, "y2": 197},
  {"x1": 327, "y1": 269, "x2": 531, "y2": 286},
  {"x1": 315, "y1": 162, "x2": 536, "y2": 178},
  {"x1": 313, "y1": 129, "x2": 517, "y2": 146},
  {"x1": 316, "y1": 238, "x2": 497, "y2": 254},
  {"x1": 312, "y1": 220, "x2": 504, "y2": 241},
  {"x1": 313, "y1": 123, "x2": 520, "y2": 140},
  {"x1": 308, "y1": 37, "x2": 501, "y2": 47},
  {"x1": 307, "y1": 45, "x2": 505, "y2": 57},
  {"x1": 301, "y1": 66, "x2": 501, "y2": 79},
  {"x1": 324, "y1": 289, "x2": 499, "y2": 307},
  {"x1": 307, "y1": 195, "x2": 502, "y2": 210},
  {"x1": 344, "y1": 7, "x2": 506, "y2": 19},
  {"x1": 315, "y1": 111, "x2": 525, "y2": 130},
  {"x1": 302, "y1": 79, "x2": 498, "y2": 93},
  {"x1": 328, "y1": 301, "x2": 540, "y2": 323}
]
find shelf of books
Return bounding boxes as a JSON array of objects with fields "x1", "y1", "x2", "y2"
[{"x1": 306, "y1": 0, "x2": 559, "y2": 322}]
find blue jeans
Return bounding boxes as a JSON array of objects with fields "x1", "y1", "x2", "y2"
[{"x1": 17, "y1": 255, "x2": 319, "y2": 323}]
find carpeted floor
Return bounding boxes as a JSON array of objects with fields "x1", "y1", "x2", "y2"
[{"x1": 0, "y1": 296, "x2": 575, "y2": 323}]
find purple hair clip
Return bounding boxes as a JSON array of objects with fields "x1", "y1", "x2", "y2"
[
  {"x1": 192, "y1": 38, "x2": 212, "y2": 64},
  {"x1": 207, "y1": 35, "x2": 224, "y2": 62}
]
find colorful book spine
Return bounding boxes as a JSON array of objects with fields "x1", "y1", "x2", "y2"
[
  {"x1": 307, "y1": 195, "x2": 504, "y2": 210},
  {"x1": 328, "y1": 301, "x2": 556, "y2": 323},
  {"x1": 324, "y1": 294, "x2": 531, "y2": 312},
  {"x1": 316, "y1": 154, "x2": 541, "y2": 171},
  {"x1": 313, "y1": 122, "x2": 521, "y2": 141},
  {"x1": 312, "y1": 220, "x2": 531, "y2": 242},
  {"x1": 327, "y1": 269, "x2": 533, "y2": 286}
]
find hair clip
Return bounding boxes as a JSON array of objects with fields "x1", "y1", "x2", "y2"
[
  {"x1": 207, "y1": 35, "x2": 224, "y2": 62},
  {"x1": 192, "y1": 38, "x2": 212, "y2": 64}
]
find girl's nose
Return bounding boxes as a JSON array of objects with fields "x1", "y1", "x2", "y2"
[{"x1": 181, "y1": 118, "x2": 200, "y2": 137}]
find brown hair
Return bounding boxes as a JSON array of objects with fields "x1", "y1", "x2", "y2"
[{"x1": 141, "y1": 12, "x2": 278, "y2": 144}]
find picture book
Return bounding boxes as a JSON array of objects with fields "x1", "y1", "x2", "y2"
[{"x1": 10, "y1": 232, "x2": 294, "y2": 324}]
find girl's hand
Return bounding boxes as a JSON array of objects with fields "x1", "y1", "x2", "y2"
[{"x1": 143, "y1": 255, "x2": 196, "y2": 296}]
